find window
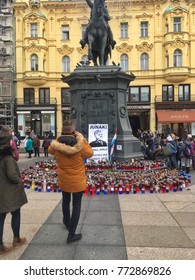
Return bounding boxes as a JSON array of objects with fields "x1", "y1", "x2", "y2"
[
  {"x1": 141, "y1": 21, "x2": 148, "y2": 37},
  {"x1": 173, "y1": 49, "x2": 182, "y2": 67},
  {"x1": 173, "y1": 17, "x2": 181, "y2": 32},
  {"x1": 62, "y1": 56, "x2": 70, "y2": 72},
  {"x1": 42, "y1": 113, "x2": 52, "y2": 136},
  {"x1": 162, "y1": 85, "x2": 174, "y2": 101},
  {"x1": 81, "y1": 24, "x2": 87, "y2": 39},
  {"x1": 129, "y1": 86, "x2": 150, "y2": 103},
  {"x1": 39, "y1": 88, "x2": 50, "y2": 104},
  {"x1": 61, "y1": 88, "x2": 70, "y2": 104},
  {"x1": 165, "y1": 24, "x2": 169, "y2": 33},
  {"x1": 120, "y1": 23, "x2": 128, "y2": 38},
  {"x1": 24, "y1": 88, "x2": 35, "y2": 104},
  {"x1": 140, "y1": 53, "x2": 149, "y2": 70},
  {"x1": 120, "y1": 54, "x2": 128, "y2": 71},
  {"x1": 178, "y1": 84, "x2": 190, "y2": 101},
  {"x1": 30, "y1": 23, "x2": 38, "y2": 37},
  {"x1": 130, "y1": 87, "x2": 139, "y2": 102},
  {"x1": 30, "y1": 54, "x2": 38, "y2": 71},
  {"x1": 62, "y1": 25, "x2": 69, "y2": 40}
]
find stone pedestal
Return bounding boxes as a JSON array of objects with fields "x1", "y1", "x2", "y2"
[{"x1": 61, "y1": 65, "x2": 142, "y2": 161}]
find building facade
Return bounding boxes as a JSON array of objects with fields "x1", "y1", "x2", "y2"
[
  {"x1": 0, "y1": 0, "x2": 15, "y2": 128},
  {"x1": 12, "y1": 0, "x2": 195, "y2": 138}
]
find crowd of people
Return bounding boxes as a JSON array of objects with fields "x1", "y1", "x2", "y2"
[
  {"x1": 21, "y1": 133, "x2": 52, "y2": 158},
  {"x1": 137, "y1": 129, "x2": 195, "y2": 173},
  {"x1": 1, "y1": 123, "x2": 195, "y2": 256},
  {"x1": 2, "y1": 127, "x2": 195, "y2": 172}
]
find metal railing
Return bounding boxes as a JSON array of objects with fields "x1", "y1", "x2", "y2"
[{"x1": 16, "y1": 98, "x2": 57, "y2": 105}]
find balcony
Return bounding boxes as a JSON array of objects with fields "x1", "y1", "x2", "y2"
[
  {"x1": 16, "y1": 98, "x2": 57, "y2": 106},
  {"x1": 163, "y1": 67, "x2": 189, "y2": 83},
  {"x1": 23, "y1": 71, "x2": 47, "y2": 86},
  {"x1": 163, "y1": 32, "x2": 189, "y2": 44},
  {"x1": 155, "y1": 96, "x2": 195, "y2": 110},
  {"x1": 24, "y1": 37, "x2": 48, "y2": 49}
]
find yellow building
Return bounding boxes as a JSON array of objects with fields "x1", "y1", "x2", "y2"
[{"x1": 13, "y1": 0, "x2": 195, "y2": 138}]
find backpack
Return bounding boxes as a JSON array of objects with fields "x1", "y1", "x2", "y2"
[
  {"x1": 166, "y1": 143, "x2": 177, "y2": 154},
  {"x1": 162, "y1": 145, "x2": 173, "y2": 156},
  {"x1": 183, "y1": 144, "x2": 192, "y2": 158}
]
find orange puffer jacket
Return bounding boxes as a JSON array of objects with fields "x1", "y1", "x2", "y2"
[{"x1": 48, "y1": 132, "x2": 94, "y2": 193}]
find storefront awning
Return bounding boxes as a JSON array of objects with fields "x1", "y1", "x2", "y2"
[{"x1": 157, "y1": 110, "x2": 195, "y2": 123}]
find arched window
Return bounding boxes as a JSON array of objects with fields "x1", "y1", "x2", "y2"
[
  {"x1": 120, "y1": 54, "x2": 128, "y2": 71},
  {"x1": 140, "y1": 53, "x2": 148, "y2": 70},
  {"x1": 30, "y1": 54, "x2": 38, "y2": 71},
  {"x1": 173, "y1": 49, "x2": 182, "y2": 67},
  {"x1": 62, "y1": 56, "x2": 70, "y2": 72}
]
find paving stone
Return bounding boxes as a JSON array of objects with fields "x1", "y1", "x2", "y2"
[
  {"x1": 20, "y1": 244, "x2": 76, "y2": 260},
  {"x1": 124, "y1": 225, "x2": 195, "y2": 248},
  {"x1": 74, "y1": 245, "x2": 127, "y2": 260},
  {"x1": 78, "y1": 225, "x2": 125, "y2": 246},
  {"x1": 121, "y1": 212, "x2": 179, "y2": 226},
  {"x1": 171, "y1": 213, "x2": 195, "y2": 227},
  {"x1": 126, "y1": 247, "x2": 195, "y2": 260},
  {"x1": 83, "y1": 211, "x2": 121, "y2": 225}
]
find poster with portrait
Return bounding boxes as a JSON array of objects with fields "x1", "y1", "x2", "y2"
[{"x1": 88, "y1": 124, "x2": 109, "y2": 162}]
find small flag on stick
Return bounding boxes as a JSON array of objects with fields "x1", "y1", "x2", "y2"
[{"x1": 109, "y1": 128, "x2": 117, "y2": 162}]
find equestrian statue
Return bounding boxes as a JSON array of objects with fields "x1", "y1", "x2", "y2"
[{"x1": 79, "y1": 0, "x2": 116, "y2": 66}]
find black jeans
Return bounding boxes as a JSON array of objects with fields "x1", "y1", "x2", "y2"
[
  {"x1": 34, "y1": 147, "x2": 40, "y2": 157},
  {"x1": 0, "y1": 208, "x2": 21, "y2": 245},
  {"x1": 62, "y1": 191, "x2": 83, "y2": 236},
  {"x1": 44, "y1": 148, "x2": 48, "y2": 157}
]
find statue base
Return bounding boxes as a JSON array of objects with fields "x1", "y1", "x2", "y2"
[{"x1": 62, "y1": 65, "x2": 143, "y2": 162}]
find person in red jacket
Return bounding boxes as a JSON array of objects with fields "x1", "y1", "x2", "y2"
[
  {"x1": 48, "y1": 120, "x2": 94, "y2": 243},
  {"x1": 42, "y1": 136, "x2": 50, "y2": 157}
]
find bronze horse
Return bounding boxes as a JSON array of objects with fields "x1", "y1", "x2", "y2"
[{"x1": 87, "y1": 0, "x2": 111, "y2": 66}]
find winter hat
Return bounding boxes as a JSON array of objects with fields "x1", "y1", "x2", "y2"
[
  {"x1": 0, "y1": 130, "x2": 12, "y2": 148},
  {"x1": 0, "y1": 136, "x2": 11, "y2": 149}
]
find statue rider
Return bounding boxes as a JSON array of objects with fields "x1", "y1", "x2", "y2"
[{"x1": 80, "y1": 0, "x2": 116, "y2": 49}]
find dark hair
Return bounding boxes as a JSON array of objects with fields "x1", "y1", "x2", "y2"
[
  {"x1": 0, "y1": 131, "x2": 12, "y2": 147},
  {"x1": 62, "y1": 119, "x2": 75, "y2": 134}
]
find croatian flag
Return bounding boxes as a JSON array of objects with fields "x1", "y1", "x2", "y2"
[{"x1": 109, "y1": 128, "x2": 117, "y2": 162}]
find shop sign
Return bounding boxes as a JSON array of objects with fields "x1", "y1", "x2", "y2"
[
  {"x1": 170, "y1": 114, "x2": 189, "y2": 119},
  {"x1": 127, "y1": 105, "x2": 150, "y2": 110}
]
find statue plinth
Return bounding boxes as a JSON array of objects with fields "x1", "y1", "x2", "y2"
[{"x1": 62, "y1": 65, "x2": 142, "y2": 161}]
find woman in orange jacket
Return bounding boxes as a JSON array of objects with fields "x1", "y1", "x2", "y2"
[{"x1": 48, "y1": 120, "x2": 94, "y2": 243}]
